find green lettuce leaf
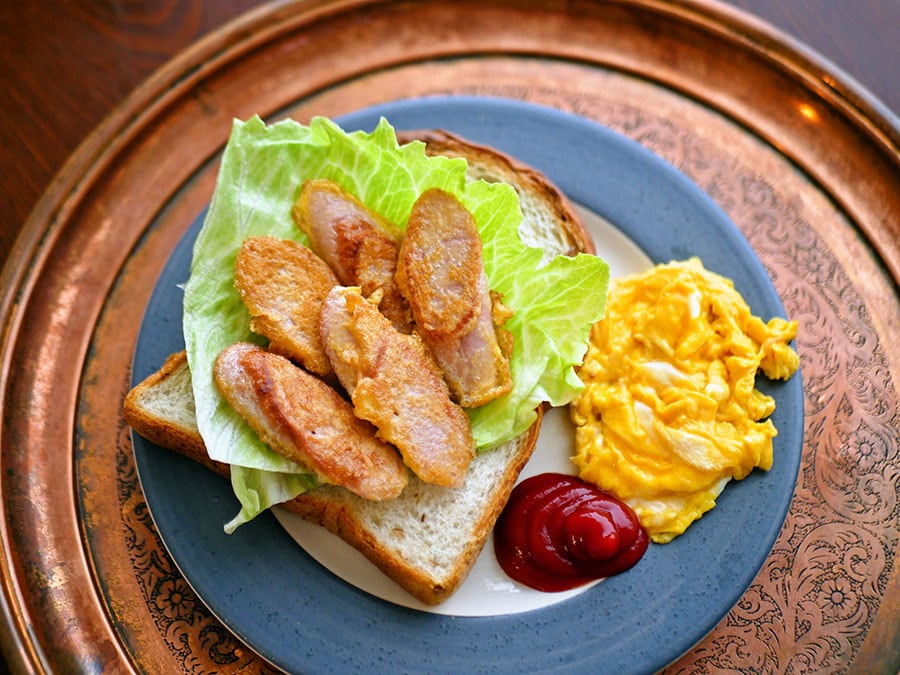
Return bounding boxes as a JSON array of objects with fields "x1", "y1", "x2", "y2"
[{"x1": 183, "y1": 115, "x2": 609, "y2": 531}]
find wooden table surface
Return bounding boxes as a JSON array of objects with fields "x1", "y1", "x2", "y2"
[{"x1": 1, "y1": 1, "x2": 898, "y2": 674}]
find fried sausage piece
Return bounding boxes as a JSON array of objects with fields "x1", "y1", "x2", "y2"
[
  {"x1": 395, "y1": 188, "x2": 513, "y2": 408},
  {"x1": 214, "y1": 342, "x2": 408, "y2": 501},
  {"x1": 234, "y1": 236, "x2": 338, "y2": 379},
  {"x1": 319, "y1": 286, "x2": 475, "y2": 488},
  {"x1": 293, "y1": 179, "x2": 412, "y2": 332}
]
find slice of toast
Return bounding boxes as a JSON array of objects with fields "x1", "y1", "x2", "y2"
[
  {"x1": 124, "y1": 131, "x2": 589, "y2": 605},
  {"x1": 125, "y1": 349, "x2": 540, "y2": 604}
]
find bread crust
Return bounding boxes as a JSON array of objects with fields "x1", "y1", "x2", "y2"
[
  {"x1": 397, "y1": 129, "x2": 594, "y2": 257},
  {"x1": 287, "y1": 414, "x2": 541, "y2": 604}
]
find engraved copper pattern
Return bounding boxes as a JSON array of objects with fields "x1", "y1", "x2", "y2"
[{"x1": 2, "y1": 1, "x2": 898, "y2": 673}]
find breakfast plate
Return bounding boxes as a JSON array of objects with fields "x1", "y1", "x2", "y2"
[
  {"x1": 131, "y1": 96, "x2": 804, "y2": 673},
  {"x1": 4, "y1": 1, "x2": 899, "y2": 672}
]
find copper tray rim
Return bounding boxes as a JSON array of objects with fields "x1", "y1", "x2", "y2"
[{"x1": 1, "y1": 0, "x2": 899, "y2": 672}]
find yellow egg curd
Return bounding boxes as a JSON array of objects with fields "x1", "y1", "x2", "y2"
[{"x1": 570, "y1": 257, "x2": 799, "y2": 543}]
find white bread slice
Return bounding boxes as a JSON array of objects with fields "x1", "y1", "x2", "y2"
[
  {"x1": 124, "y1": 350, "x2": 540, "y2": 604},
  {"x1": 124, "y1": 131, "x2": 589, "y2": 605}
]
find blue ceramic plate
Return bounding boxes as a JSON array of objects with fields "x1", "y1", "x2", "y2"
[{"x1": 131, "y1": 96, "x2": 803, "y2": 674}]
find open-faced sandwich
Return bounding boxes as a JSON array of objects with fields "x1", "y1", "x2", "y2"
[{"x1": 123, "y1": 117, "x2": 609, "y2": 605}]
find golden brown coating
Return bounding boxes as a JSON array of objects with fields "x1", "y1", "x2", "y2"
[
  {"x1": 396, "y1": 188, "x2": 513, "y2": 408},
  {"x1": 396, "y1": 188, "x2": 482, "y2": 336},
  {"x1": 213, "y1": 342, "x2": 408, "y2": 501},
  {"x1": 233, "y1": 236, "x2": 338, "y2": 378},
  {"x1": 319, "y1": 286, "x2": 476, "y2": 488},
  {"x1": 293, "y1": 179, "x2": 412, "y2": 332}
]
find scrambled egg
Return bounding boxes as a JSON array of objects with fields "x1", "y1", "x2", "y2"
[{"x1": 570, "y1": 258, "x2": 799, "y2": 543}]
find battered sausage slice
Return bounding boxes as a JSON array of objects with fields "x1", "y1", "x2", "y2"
[
  {"x1": 319, "y1": 286, "x2": 475, "y2": 488},
  {"x1": 214, "y1": 342, "x2": 408, "y2": 501},
  {"x1": 396, "y1": 188, "x2": 513, "y2": 408},
  {"x1": 293, "y1": 179, "x2": 412, "y2": 332},
  {"x1": 234, "y1": 236, "x2": 338, "y2": 379}
]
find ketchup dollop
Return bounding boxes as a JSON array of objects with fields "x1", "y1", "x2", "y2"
[{"x1": 494, "y1": 473, "x2": 649, "y2": 592}]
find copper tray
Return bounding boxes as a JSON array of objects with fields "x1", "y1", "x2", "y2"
[{"x1": 2, "y1": 1, "x2": 898, "y2": 672}]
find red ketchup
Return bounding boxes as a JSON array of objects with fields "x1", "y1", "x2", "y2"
[{"x1": 494, "y1": 473, "x2": 649, "y2": 592}]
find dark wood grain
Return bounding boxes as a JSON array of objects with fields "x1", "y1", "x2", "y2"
[
  {"x1": 0, "y1": 1, "x2": 259, "y2": 263},
  {"x1": 727, "y1": 0, "x2": 900, "y2": 115},
  {"x1": 0, "y1": 0, "x2": 897, "y2": 271}
]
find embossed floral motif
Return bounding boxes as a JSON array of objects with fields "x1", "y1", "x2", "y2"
[
  {"x1": 154, "y1": 578, "x2": 196, "y2": 621},
  {"x1": 842, "y1": 429, "x2": 889, "y2": 475},
  {"x1": 118, "y1": 431, "x2": 275, "y2": 671},
  {"x1": 818, "y1": 577, "x2": 858, "y2": 622}
]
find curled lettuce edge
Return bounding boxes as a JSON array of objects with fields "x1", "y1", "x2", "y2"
[{"x1": 181, "y1": 115, "x2": 609, "y2": 531}]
